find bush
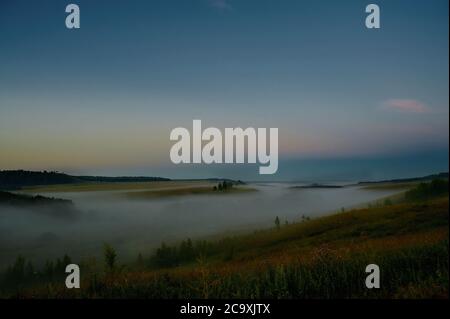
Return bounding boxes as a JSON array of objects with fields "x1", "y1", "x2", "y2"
[{"x1": 405, "y1": 179, "x2": 448, "y2": 201}]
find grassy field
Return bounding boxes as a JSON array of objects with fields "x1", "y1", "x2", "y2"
[
  {"x1": 124, "y1": 185, "x2": 256, "y2": 199},
  {"x1": 1, "y1": 180, "x2": 448, "y2": 299},
  {"x1": 360, "y1": 182, "x2": 421, "y2": 190},
  {"x1": 20, "y1": 180, "x2": 256, "y2": 199},
  {"x1": 21, "y1": 181, "x2": 213, "y2": 193}
]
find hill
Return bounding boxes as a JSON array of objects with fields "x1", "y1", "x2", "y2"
[
  {"x1": 0, "y1": 170, "x2": 170, "y2": 190},
  {"x1": 358, "y1": 172, "x2": 448, "y2": 185}
]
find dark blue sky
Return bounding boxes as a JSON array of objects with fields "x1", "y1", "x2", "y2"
[{"x1": 0, "y1": 0, "x2": 448, "y2": 180}]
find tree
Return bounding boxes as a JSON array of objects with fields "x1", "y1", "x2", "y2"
[
  {"x1": 274, "y1": 216, "x2": 280, "y2": 230},
  {"x1": 103, "y1": 244, "x2": 117, "y2": 272},
  {"x1": 154, "y1": 242, "x2": 178, "y2": 267},
  {"x1": 179, "y1": 238, "x2": 195, "y2": 261}
]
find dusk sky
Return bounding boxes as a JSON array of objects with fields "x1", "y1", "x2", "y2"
[{"x1": 0, "y1": 0, "x2": 448, "y2": 180}]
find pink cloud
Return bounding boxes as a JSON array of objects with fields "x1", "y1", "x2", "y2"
[{"x1": 382, "y1": 99, "x2": 430, "y2": 113}]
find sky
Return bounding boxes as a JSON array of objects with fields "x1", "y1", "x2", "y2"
[{"x1": 0, "y1": 0, "x2": 448, "y2": 180}]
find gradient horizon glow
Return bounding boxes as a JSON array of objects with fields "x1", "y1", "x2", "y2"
[{"x1": 0, "y1": 0, "x2": 448, "y2": 180}]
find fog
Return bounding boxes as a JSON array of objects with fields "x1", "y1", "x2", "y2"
[{"x1": 0, "y1": 184, "x2": 400, "y2": 269}]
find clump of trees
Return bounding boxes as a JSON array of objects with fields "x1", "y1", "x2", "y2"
[
  {"x1": 301, "y1": 214, "x2": 311, "y2": 222},
  {"x1": 150, "y1": 239, "x2": 214, "y2": 268},
  {"x1": 0, "y1": 191, "x2": 73, "y2": 206},
  {"x1": 0, "y1": 191, "x2": 79, "y2": 220},
  {"x1": 274, "y1": 216, "x2": 280, "y2": 230},
  {"x1": 405, "y1": 179, "x2": 449, "y2": 201},
  {"x1": 213, "y1": 180, "x2": 234, "y2": 191},
  {"x1": 0, "y1": 254, "x2": 72, "y2": 290},
  {"x1": 103, "y1": 244, "x2": 117, "y2": 273}
]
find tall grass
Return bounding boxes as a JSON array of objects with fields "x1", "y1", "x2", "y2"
[{"x1": 8, "y1": 239, "x2": 446, "y2": 299}]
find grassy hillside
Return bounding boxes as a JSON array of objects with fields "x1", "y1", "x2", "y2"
[{"x1": 1, "y1": 181, "x2": 448, "y2": 298}]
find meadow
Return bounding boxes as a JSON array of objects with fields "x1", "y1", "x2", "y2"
[
  {"x1": 21, "y1": 180, "x2": 215, "y2": 193},
  {"x1": 1, "y1": 180, "x2": 448, "y2": 298},
  {"x1": 20, "y1": 180, "x2": 255, "y2": 198}
]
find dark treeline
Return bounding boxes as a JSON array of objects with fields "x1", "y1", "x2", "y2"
[
  {"x1": 291, "y1": 184, "x2": 343, "y2": 189},
  {"x1": 76, "y1": 176, "x2": 170, "y2": 183},
  {"x1": 0, "y1": 170, "x2": 77, "y2": 189},
  {"x1": 0, "y1": 170, "x2": 170, "y2": 190},
  {"x1": 0, "y1": 191, "x2": 80, "y2": 219},
  {"x1": 150, "y1": 239, "x2": 216, "y2": 268},
  {"x1": 212, "y1": 180, "x2": 245, "y2": 191},
  {"x1": 213, "y1": 180, "x2": 233, "y2": 191},
  {"x1": 405, "y1": 179, "x2": 449, "y2": 201},
  {"x1": 0, "y1": 191, "x2": 73, "y2": 206},
  {"x1": 358, "y1": 172, "x2": 449, "y2": 185},
  {"x1": 0, "y1": 255, "x2": 72, "y2": 291}
]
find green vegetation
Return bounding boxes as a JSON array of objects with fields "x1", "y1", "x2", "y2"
[
  {"x1": 0, "y1": 254, "x2": 71, "y2": 292},
  {"x1": 359, "y1": 172, "x2": 448, "y2": 190},
  {"x1": 214, "y1": 180, "x2": 234, "y2": 191},
  {"x1": 22, "y1": 181, "x2": 185, "y2": 193},
  {"x1": 405, "y1": 179, "x2": 448, "y2": 201},
  {"x1": 1, "y1": 180, "x2": 448, "y2": 298},
  {"x1": 125, "y1": 184, "x2": 255, "y2": 199},
  {"x1": 0, "y1": 191, "x2": 79, "y2": 219},
  {"x1": 0, "y1": 191, "x2": 73, "y2": 206},
  {"x1": 18, "y1": 177, "x2": 255, "y2": 199},
  {"x1": 125, "y1": 186, "x2": 217, "y2": 198},
  {"x1": 212, "y1": 180, "x2": 248, "y2": 192},
  {"x1": 103, "y1": 244, "x2": 117, "y2": 273},
  {"x1": 149, "y1": 239, "x2": 214, "y2": 268},
  {"x1": 291, "y1": 183, "x2": 343, "y2": 189},
  {"x1": 361, "y1": 182, "x2": 421, "y2": 190},
  {"x1": 0, "y1": 170, "x2": 76, "y2": 190}
]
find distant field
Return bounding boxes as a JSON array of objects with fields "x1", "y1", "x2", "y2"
[
  {"x1": 125, "y1": 185, "x2": 256, "y2": 199},
  {"x1": 21, "y1": 180, "x2": 215, "y2": 193},
  {"x1": 20, "y1": 180, "x2": 257, "y2": 199},
  {"x1": 360, "y1": 181, "x2": 421, "y2": 190}
]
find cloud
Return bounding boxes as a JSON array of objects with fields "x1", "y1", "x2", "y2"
[
  {"x1": 208, "y1": 0, "x2": 232, "y2": 10},
  {"x1": 382, "y1": 99, "x2": 430, "y2": 113}
]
